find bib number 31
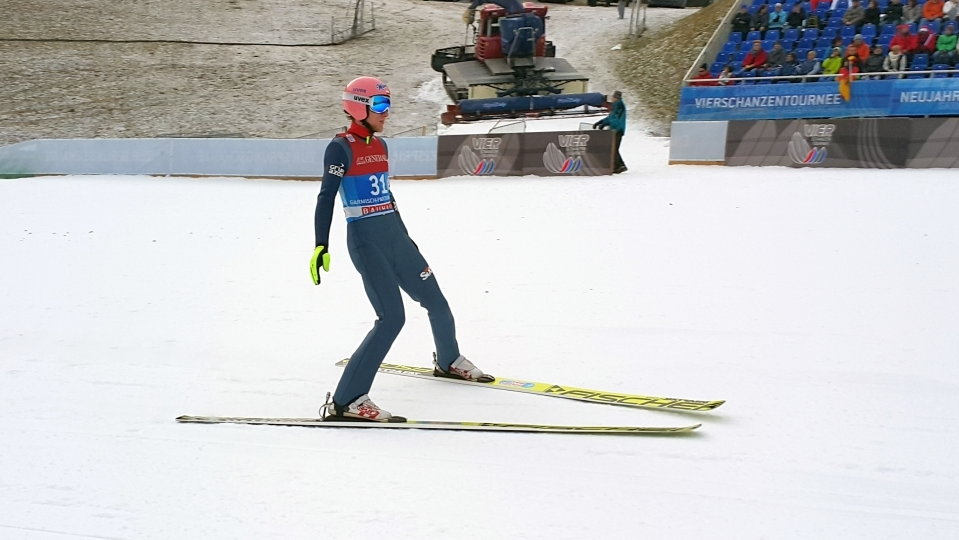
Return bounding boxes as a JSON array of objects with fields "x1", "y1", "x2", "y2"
[{"x1": 369, "y1": 173, "x2": 390, "y2": 196}]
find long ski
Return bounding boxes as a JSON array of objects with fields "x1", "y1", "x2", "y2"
[
  {"x1": 175, "y1": 415, "x2": 700, "y2": 435},
  {"x1": 336, "y1": 359, "x2": 725, "y2": 412}
]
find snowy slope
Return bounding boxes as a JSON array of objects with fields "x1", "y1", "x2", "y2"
[{"x1": 2, "y1": 132, "x2": 958, "y2": 539}]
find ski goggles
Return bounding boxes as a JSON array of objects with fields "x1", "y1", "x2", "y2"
[
  {"x1": 368, "y1": 95, "x2": 391, "y2": 114},
  {"x1": 344, "y1": 93, "x2": 391, "y2": 114}
]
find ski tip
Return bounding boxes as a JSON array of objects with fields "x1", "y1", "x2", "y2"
[{"x1": 334, "y1": 358, "x2": 349, "y2": 367}]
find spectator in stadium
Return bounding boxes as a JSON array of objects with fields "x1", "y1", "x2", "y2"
[
  {"x1": 751, "y1": 4, "x2": 770, "y2": 37},
  {"x1": 786, "y1": 4, "x2": 806, "y2": 29},
  {"x1": 862, "y1": 0, "x2": 882, "y2": 27},
  {"x1": 839, "y1": 55, "x2": 862, "y2": 80},
  {"x1": 916, "y1": 26, "x2": 938, "y2": 55},
  {"x1": 717, "y1": 65, "x2": 736, "y2": 85},
  {"x1": 769, "y1": 3, "x2": 789, "y2": 33},
  {"x1": 934, "y1": 24, "x2": 958, "y2": 64},
  {"x1": 923, "y1": 0, "x2": 945, "y2": 21},
  {"x1": 862, "y1": 44, "x2": 887, "y2": 77},
  {"x1": 885, "y1": 0, "x2": 905, "y2": 25},
  {"x1": 903, "y1": 0, "x2": 922, "y2": 25},
  {"x1": 822, "y1": 47, "x2": 844, "y2": 75},
  {"x1": 689, "y1": 63, "x2": 718, "y2": 86},
  {"x1": 732, "y1": 5, "x2": 752, "y2": 39},
  {"x1": 944, "y1": 0, "x2": 958, "y2": 20},
  {"x1": 767, "y1": 40, "x2": 788, "y2": 67},
  {"x1": 883, "y1": 43, "x2": 909, "y2": 76},
  {"x1": 846, "y1": 34, "x2": 871, "y2": 62},
  {"x1": 843, "y1": 0, "x2": 866, "y2": 29},
  {"x1": 890, "y1": 24, "x2": 918, "y2": 54},
  {"x1": 797, "y1": 50, "x2": 823, "y2": 81},
  {"x1": 742, "y1": 40, "x2": 769, "y2": 71},
  {"x1": 779, "y1": 52, "x2": 801, "y2": 81}
]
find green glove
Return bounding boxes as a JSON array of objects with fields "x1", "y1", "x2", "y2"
[{"x1": 310, "y1": 245, "x2": 330, "y2": 285}]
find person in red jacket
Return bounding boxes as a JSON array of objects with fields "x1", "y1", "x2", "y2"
[
  {"x1": 915, "y1": 26, "x2": 938, "y2": 55},
  {"x1": 689, "y1": 63, "x2": 718, "y2": 86},
  {"x1": 742, "y1": 40, "x2": 768, "y2": 71},
  {"x1": 889, "y1": 24, "x2": 918, "y2": 55},
  {"x1": 845, "y1": 34, "x2": 871, "y2": 63}
]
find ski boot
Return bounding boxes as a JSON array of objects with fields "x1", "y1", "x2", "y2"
[
  {"x1": 320, "y1": 392, "x2": 406, "y2": 423},
  {"x1": 432, "y1": 353, "x2": 494, "y2": 383}
]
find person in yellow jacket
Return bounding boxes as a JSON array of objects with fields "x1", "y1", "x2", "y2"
[{"x1": 822, "y1": 47, "x2": 844, "y2": 76}]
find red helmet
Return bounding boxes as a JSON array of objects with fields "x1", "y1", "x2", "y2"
[{"x1": 342, "y1": 76, "x2": 390, "y2": 121}]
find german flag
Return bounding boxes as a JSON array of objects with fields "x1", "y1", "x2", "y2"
[{"x1": 837, "y1": 56, "x2": 857, "y2": 102}]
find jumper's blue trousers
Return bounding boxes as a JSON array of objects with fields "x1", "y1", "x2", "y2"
[{"x1": 333, "y1": 212, "x2": 460, "y2": 406}]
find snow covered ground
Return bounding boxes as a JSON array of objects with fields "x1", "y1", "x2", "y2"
[{"x1": 2, "y1": 131, "x2": 958, "y2": 538}]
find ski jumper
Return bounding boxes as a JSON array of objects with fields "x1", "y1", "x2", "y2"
[{"x1": 314, "y1": 123, "x2": 461, "y2": 406}]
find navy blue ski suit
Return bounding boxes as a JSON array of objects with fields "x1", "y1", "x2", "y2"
[{"x1": 314, "y1": 123, "x2": 461, "y2": 406}]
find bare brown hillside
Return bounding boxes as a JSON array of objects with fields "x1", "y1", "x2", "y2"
[{"x1": 616, "y1": 0, "x2": 735, "y2": 135}]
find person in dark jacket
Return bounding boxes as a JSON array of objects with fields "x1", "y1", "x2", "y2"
[
  {"x1": 779, "y1": 52, "x2": 801, "y2": 81},
  {"x1": 313, "y1": 75, "x2": 494, "y2": 422},
  {"x1": 863, "y1": 0, "x2": 882, "y2": 27},
  {"x1": 862, "y1": 45, "x2": 887, "y2": 78},
  {"x1": 593, "y1": 90, "x2": 628, "y2": 174},
  {"x1": 732, "y1": 5, "x2": 753, "y2": 38},
  {"x1": 786, "y1": 4, "x2": 806, "y2": 29},
  {"x1": 885, "y1": 0, "x2": 904, "y2": 25}
]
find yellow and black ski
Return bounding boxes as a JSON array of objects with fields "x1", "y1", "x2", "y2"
[
  {"x1": 336, "y1": 359, "x2": 725, "y2": 412},
  {"x1": 175, "y1": 415, "x2": 701, "y2": 435}
]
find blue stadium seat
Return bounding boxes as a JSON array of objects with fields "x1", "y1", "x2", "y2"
[
  {"x1": 711, "y1": 61, "x2": 725, "y2": 74},
  {"x1": 767, "y1": 30, "x2": 781, "y2": 41},
  {"x1": 798, "y1": 37, "x2": 816, "y2": 49},
  {"x1": 802, "y1": 28, "x2": 820, "y2": 40},
  {"x1": 729, "y1": 32, "x2": 743, "y2": 43},
  {"x1": 913, "y1": 53, "x2": 930, "y2": 68},
  {"x1": 932, "y1": 64, "x2": 951, "y2": 78},
  {"x1": 723, "y1": 41, "x2": 739, "y2": 53},
  {"x1": 747, "y1": 30, "x2": 762, "y2": 42},
  {"x1": 841, "y1": 25, "x2": 857, "y2": 39},
  {"x1": 716, "y1": 51, "x2": 730, "y2": 63},
  {"x1": 906, "y1": 69, "x2": 927, "y2": 79},
  {"x1": 762, "y1": 39, "x2": 777, "y2": 51},
  {"x1": 735, "y1": 51, "x2": 748, "y2": 61},
  {"x1": 816, "y1": 36, "x2": 833, "y2": 48},
  {"x1": 861, "y1": 24, "x2": 877, "y2": 38},
  {"x1": 820, "y1": 27, "x2": 838, "y2": 39},
  {"x1": 878, "y1": 34, "x2": 893, "y2": 47},
  {"x1": 784, "y1": 28, "x2": 801, "y2": 42},
  {"x1": 827, "y1": 17, "x2": 843, "y2": 28},
  {"x1": 880, "y1": 23, "x2": 896, "y2": 36}
]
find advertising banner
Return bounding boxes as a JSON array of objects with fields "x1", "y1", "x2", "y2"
[
  {"x1": 436, "y1": 130, "x2": 614, "y2": 177},
  {"x1": 680, "y1": 79, "x2": 959, "y2": 122},
  {"x1": 724, "y1": 117, "x2": 959, "y2": 168}
]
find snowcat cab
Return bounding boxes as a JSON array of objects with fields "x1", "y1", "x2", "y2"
[{"x1": 432, "y1": 2, "x2": 606, "y2": 124}]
